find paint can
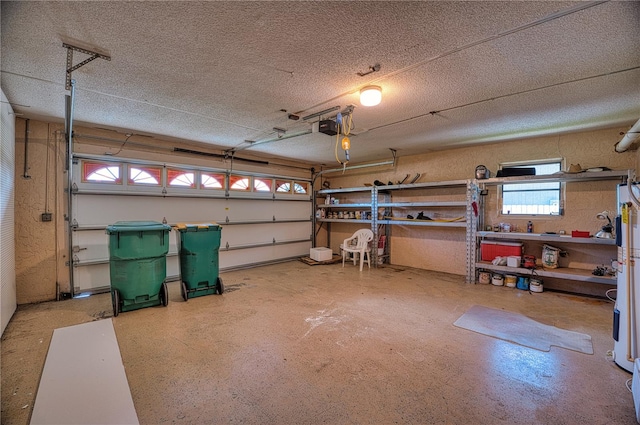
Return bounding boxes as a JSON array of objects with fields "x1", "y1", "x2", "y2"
[
  {"x1": 478, "y1": 271, "x2": 491, "y2": 284},
  {"x1": 516, "y1": 276, "x2": 530, "y2": 290},
  {"x1": 491, "y1": 273, "x2": 504, "y2": 286},
  {"x1": 529, "y1": 278, "x2": 543, "y2": 293},
  {"x1": 504, "y1": 274, "x2": 517, "y2": 288},
  {"x1": 523, "y1": 255, "x2": 536, "y2": 269}
]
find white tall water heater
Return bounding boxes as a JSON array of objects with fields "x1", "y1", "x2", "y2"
[{"x1": 614, "y1": 183, "x2": 640, "y2": 373}]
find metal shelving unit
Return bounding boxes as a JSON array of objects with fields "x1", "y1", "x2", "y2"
[
  {"x1": 472, "y1": 170, "x2": 629, "y2": 286},
  {"x1": 315, "y1": 180, "x2": 476, "y2": 278}
]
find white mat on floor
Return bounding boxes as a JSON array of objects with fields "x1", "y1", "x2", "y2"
[
  {"x1": 30, "y1": 319, "x2": 139, "y2": 424},
  {"x1": 453, "y1": 305, "x2": 593, "y2": 354}
]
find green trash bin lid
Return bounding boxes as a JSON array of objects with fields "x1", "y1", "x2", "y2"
[
  {"x1": 106, "y1": 221, "x2": 172, "y2": 234},
  {"x1": 175, "y1": 223, "x2": 221, "y2": 232}
]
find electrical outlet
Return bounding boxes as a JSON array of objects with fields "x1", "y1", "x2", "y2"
[{"x1": 41, "y1": 213, "x2": 52, "y2": 222}]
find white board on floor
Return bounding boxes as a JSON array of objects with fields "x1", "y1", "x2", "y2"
[{"x1": 30, "y1": 319, "x2": 139, "y2": 425}]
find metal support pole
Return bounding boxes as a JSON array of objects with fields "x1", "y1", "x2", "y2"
[{"x1": 66, "y1": 80, "x2": 76, "y2": 296}]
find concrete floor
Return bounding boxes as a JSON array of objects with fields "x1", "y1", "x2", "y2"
[{"x1": 1, "y1": 261, "x2": 636, "y2": 424}]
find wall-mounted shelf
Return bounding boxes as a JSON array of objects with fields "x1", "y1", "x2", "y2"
[
  {"x1": 477, "y1": 231, "x2": 616, "y2": 245},
  {"x1": 475, "y1": 261, "x2": 616, "y2": 285},
  {"x1": 317, "y1": 203, "x2": 372, "y2": 209},
  {"x1": 478, "y1": 169, "x2": 628, "y2": 185},
  {"x1": 381, "y1": 219, "x2": 466, "y2": 228}
]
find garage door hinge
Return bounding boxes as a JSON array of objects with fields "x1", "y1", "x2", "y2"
[
  {"x1": 273, "y1": 215, "x2": 276, "y2": 221},
  {"x1": 225, "y1": 216, "x2": 229, "y2": 223},
  {"x1": 71, "y1": 219, "x2": 78, "y2": 229},
  {"x1": 225, "y1": 242, "x2": 230, "y2": 250},
  {"x1": 71, "y1": 183, "x2": 78, "y2": 193}
]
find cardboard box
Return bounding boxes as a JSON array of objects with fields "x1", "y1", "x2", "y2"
[
  {"x1": 480, "y1": 241, "x2": 523, "y2": 261},
  {"x1": 310, "y1": 247, "x2": 333, "y2": 262},
  {"x1": 507, "y1": 256, "x2": 521, "y2": 267}
]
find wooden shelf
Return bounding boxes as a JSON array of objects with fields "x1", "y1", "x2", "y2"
[
  {"x1": 475, "y1": 261, "x2": 616, "y2": 285},
  {"x1": 381, "y1": 219, "x2": 466, "y2": 228},
  {"x1": 317, "y1": 203, "x2": 371, "y2": 209},
  {"x1": 477, "y1": 231, "x2": 616, "y2": 245},
  {"x1": 378, "y1": 201, "x2": 467, "y2": 208},
  {"x1": 478, "y1": 169, "x2": 629, "y2": 185}
]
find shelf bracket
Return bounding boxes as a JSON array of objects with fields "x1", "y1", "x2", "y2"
[{"x1": 63, "y1": 43, "x2": 111, "y2": 90}]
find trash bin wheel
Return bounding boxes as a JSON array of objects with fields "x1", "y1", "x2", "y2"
[
  {"x1": 160, "y1": 282, "x2": 169, "y2": 307},
  {"x1": 181, "y1": 281, "x2": 188, "y2": 302},
  {"x1": 216, "y1": 277, "x2": 224, "y2": 295},
  {"x1": 111, "y1": 289, "x2": 120, "y2": 317}
]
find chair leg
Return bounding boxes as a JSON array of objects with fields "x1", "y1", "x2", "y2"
[
  {"x1": 365, "y1": 250, "x2": 370, "y2": 268},
  {"x1": 342, "y1": 250, "x2": 346, "y2": 268}
]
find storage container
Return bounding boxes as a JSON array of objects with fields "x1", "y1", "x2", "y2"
[
  {"x1": 176, "y1": 223, "x2": 223, "y2": 301},
  {"x1": 507, "y1": 256, "x2": 521, "y2": 267},
  {"x1": 504, "y1": 274, "x2": 518, "y2": 288},
  {"x1": 106, "y1": 221, "x2": 172, "y2": 316},
  {"x1": 480, "y1": 241, "x2": 523, "y2": 261},
  {"x1": 310, "y1": 247, "x2": 333, "y2": 262},
  {"x1": 571, "y1": 230, "x2": 590, "y2": 238}
]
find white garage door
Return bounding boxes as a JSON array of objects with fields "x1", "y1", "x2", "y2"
[{"x1": 70, "y1": 155, "x2": 312, "y2": 295}]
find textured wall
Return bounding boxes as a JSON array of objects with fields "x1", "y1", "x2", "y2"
[
  {"x1": 14, "y1": 120, "x2": 61, "y2": 303},
  {"x1": 323, "y1": 127, "x2": 635, "y2": 283}
]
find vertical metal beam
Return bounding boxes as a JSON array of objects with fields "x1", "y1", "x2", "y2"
[
  {"x1": 66, "y1": 80, "x2": 76, "y2": 296},
  {"x1": 371, "y1": 186, "x2": 378, "y2": 267}
]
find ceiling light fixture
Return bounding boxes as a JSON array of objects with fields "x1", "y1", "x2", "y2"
[{"x1": 360, "y1": 86, "x2": 382, "y2": 107}]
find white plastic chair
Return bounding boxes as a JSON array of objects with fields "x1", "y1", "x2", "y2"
[{"x1": 341, "y1": 228, "x2": 374, "y2": 271}]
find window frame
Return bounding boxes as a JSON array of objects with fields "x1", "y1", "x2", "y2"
[
  {"x1": 128, "y1": 165, "x2": 163, "y2": 186},
  {"x1": 229, "y1": 174, "x2": 251, "y2": 192},
  {"x1": 167, "y1": 167, "x2": 196, "y2": 189},
  {"x1": 81, "y1": 161, "x2": 123, "y2": 184},
  {"x1": 201, "y1": 171, "x2": 226, "y2": 190},
  {"x1": 499, "y1": 159, "x2": 563, "y2": 217}
]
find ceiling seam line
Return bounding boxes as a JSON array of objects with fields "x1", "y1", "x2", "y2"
[
  {"x1": 0, "y1": 70, "x2": 261, "y2": 132},
  {"x1": 367, "y1": 64, "x2": 640, "y2": 133},
  {"x1": 293, "y1": 0, "x2": 609, "y2": 116}
]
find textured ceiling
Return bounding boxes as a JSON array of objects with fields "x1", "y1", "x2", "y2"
[{"x1": 2, "y1": 1, "x2": 639, "y2": 166}]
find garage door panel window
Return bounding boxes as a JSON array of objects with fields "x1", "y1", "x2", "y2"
[
  {"x1": 276, "y1": 180, "x2": 308, "y2": 194},
  {"x1": 229, "y1": 175, "x2": 250, "y2": 191},
  {"x1": 129, "y1": 166, "x2": 162, "y2": 186},
  {"x1": 201, "y1": 172, "x2": 225, "y2": 189},
  {"x1": 276, "y1": 180, "x2": 292, "y2": 193},
  {"x1": 294, "y1": 181, "x2": 309, "y2": 194},
  {"x1": 254, "y1": 178, "x2": 273, "y2": 192},
  {"x1": 167, "y1": 168, "x2": 195, "y2": 188},
  {"x1": 501, "y1": 161, "x2": 562, "y2": 215},
  {"x1": 83, "y1": 161, "x2": 122, "y2": 184}
]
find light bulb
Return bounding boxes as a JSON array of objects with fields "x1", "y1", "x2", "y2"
[
  {"x1": 360, "y1": 86, "x2": 382, "y2": 107},
  {"x1": 341, "y1": 137, "x2": 351, "y2": 150}
]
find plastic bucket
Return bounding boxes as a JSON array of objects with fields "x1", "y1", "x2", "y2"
[
  {"x1": 478, "y1": 271, "x2": 491, "y2": 284},
  {"x1": 516, "y1": 276, "x2": 530, "y2": 290},
  {"x1": 504, "y1": 274, "x2": 517, "y2": 288},
  {"x1": 530, "y1": 278, "x2": 543, "y2": 293},
  {"x1": 491, "y1": 274, "x2": 504, "y2": 286}
]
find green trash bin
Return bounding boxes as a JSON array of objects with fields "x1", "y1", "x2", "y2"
[
  {"x1": 106, "y1": 221, "x2": 172, "y2": 316},
  {"x1": 176, "y1": 223, "x2": 224, "y2": 301}
]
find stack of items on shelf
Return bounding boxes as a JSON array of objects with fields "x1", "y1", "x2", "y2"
[{"x1": 478, "y1": 240, "x2": 543, "y2": 292}]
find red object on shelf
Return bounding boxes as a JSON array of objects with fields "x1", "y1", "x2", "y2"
[
  {"x1": 480, "y1": 241, "x2": 523, "y2": 261},
  {"x1": 571, "y1": 230, "x2": 590, "y2": 238}
]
